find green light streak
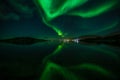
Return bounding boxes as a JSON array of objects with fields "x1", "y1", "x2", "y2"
[
  {"x1": 52, "y1": 44, "x2": 63, "y2": 54},
  {"x1": 88, "y1": 20, "x2": 119, "y2": 34},
  {"x1": 37, "y1": 0, "x2": 88, "y2": 20},
  {"x1": 40, "y1": 61, "x2": 81, "y2": 80},
  {"x1": 82, "y1": 45, "x2": 119, "y2": 61},
  {"x1": 69, "y1": 63, "x2": 114, "y2": 77},
  {"x1": 69, "y1": 0, "x2": 118, "y2": 18},
  {"x1": 35, "y1": 0, "x2": 88, "y2": 37},
  {"x1": 43, "y1": 43, "x2": 64, "y2": 64},
  {"x1": 34, "y1": 0, "x2": 65, "y2": 37},
  {"x1": 42, "y1": 18, "x2": 64, "y2": 37}
]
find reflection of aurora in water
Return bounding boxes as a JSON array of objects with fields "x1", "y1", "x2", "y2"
[
  {"x1": 0, "y1": 0, "x2": 120, "y2": 80},
  {"x1": 0, "y1": 41, "x2": 119, "y2": 80},
  {"x1": 40, "y1": 62, "x2": 116, "y2": 80},
  {"x1": 39, "y1": 43, "x2": 119, "y2": 80}
]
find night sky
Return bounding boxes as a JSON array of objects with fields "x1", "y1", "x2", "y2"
[
  {"x1": 0, "y1": 1, "x2": 120, "y2": 79},
  {"x1": 0, "y1": 0, "x2": 120, "y2": 39}
]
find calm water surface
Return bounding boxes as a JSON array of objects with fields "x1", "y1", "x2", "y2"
[{"x1": 0, "y1": 42, "x2": 120, "y2": 80}]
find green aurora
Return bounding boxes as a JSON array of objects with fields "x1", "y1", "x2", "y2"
[
  {"x1": 0, "y1": 0, "x2": 120, "y2": 80},
  {"x1": 35, "y1": 0, "x2": 119, "y2": 37}
]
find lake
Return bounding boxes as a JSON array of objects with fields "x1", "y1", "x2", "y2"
[{"x1": 0, "y1": 41, "x2": 120, "y2": 80}]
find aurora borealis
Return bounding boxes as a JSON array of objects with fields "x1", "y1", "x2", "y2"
[
  {"x1": 35, "y1": 0, "x2": 120, "y2": 37},
  {"x1": 0, "y1": 0, "x2": 120, "y2": 80},
  {"x1": 0, "y1": 0, "x2": 120, "y2": 38}
]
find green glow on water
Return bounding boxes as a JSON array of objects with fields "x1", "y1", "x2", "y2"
[
  {"x1": 40, "y1": 61, "x2": 80, "y2": 80},
  {"x1": 69, "y1": 63, "x2": 114, "y2": 77},
  {"x1": 40, "y1": 62, "x2": 116, "y2": 80},
  {"x1": 43, "y1": 43, "x2": 64, "y2": 64}
]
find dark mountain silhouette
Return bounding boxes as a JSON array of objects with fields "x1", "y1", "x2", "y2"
[
  {"x1": 0, "y1": 37, "x2": 48, "y2": 45},
  {"x1": 78, "y1": 33, "x2": 120, "y2": 47}
]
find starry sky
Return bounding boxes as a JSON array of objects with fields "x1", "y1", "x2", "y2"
[{"x1": 0, "y1": 0, "x2": 120, "y2": 39}]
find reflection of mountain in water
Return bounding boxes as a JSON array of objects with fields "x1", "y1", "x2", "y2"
[
  {"x1": 0, "y1": 34, "x2": 120, "y2": 80},
  {"x1": 79, "y1": 33, "x2": 120, "y2": 47},
  {"x1": 0, "y1": 37, "x2": 48, "y2": 45}
]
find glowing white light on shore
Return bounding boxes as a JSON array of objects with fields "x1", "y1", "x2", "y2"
[
  {"x1": 63, "y1": 39, "x2": 70, "y2": 42},
  {"x1": 73, "y1": 39, "x2": 79, "y2": 43}
]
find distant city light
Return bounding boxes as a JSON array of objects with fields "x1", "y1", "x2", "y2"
[
  {"x1": 63, "y1": 39, "x2": 70, "y2": 42},
  {"x1": 61, "y1": 38, "x2": 79, "y2": 43},
  {"x1": 73, "y1": 39, "x2": 79, "y2": 43}
]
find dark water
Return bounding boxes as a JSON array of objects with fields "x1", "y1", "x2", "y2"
[{"x1": 0, "y1": 42, "x2": 120, "y2": 80}]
